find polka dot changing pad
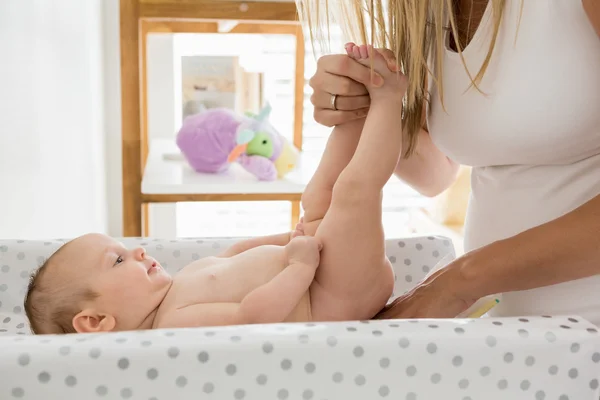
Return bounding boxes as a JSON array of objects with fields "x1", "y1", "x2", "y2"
[{"x1": 1, "y1": 237, "x2": 599, "y2": 399}]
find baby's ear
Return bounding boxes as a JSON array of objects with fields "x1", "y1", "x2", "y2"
[{"x1": 72, "y1": 309, "x2": 116, "y2": 333}]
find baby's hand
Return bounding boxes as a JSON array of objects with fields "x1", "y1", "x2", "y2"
[
  {"x1": 345, "y1": 43, "x2": 407, "y2": 100},
  {"x1": 285, "y1": 236, "x2": 323, "y2": 269}
]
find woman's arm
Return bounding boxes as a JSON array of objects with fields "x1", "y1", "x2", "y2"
[
  {"x1": 583, "y1": 0, "x2": 600, "y2": 37},
  {"x1": 377, "y1": 193, "x2": 600, "y2": 319},
  {"x1": 459, "y1": 193, "x2": 600, "y2": 299}
]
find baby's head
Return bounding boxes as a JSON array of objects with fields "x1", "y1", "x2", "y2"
[{"x1": 24, "y1": 234, "x2": 172, "y2": 334}]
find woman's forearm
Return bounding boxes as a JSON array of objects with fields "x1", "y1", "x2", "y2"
[{"x1": 461, "y1": 193, "x2": 600, "y2": 299}]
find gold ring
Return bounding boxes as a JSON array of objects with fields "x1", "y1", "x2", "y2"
[{"x1": 330, "y1": 93, "x2": 338, "y2": 111}]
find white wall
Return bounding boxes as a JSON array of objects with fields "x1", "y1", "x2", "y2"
[{"x1": 0, "y1": 0, "x2": 108, "y2": 239}]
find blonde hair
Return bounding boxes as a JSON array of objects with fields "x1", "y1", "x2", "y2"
[
  {"x1": 24, "y1": 244, "x2": 99, "y2": 334},
  {"x1": 297, "y1": 0, "x2": 509, "y2": 157}
]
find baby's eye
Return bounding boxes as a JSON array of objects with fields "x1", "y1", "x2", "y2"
[{"x1": 114, "y1": 256, "x2": 124, "y2": 266}]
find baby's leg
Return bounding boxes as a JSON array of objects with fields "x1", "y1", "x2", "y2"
[
  {"x1": 301, "y1": 119, "x2": 363, "y2": 237},
  {"x1": 311, "y1": 45, "x2": 407, "y2": 321}
]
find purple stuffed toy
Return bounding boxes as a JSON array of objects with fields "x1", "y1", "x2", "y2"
[{"x1": 176, "y1": 104, "x2": 299, "y2": 181}]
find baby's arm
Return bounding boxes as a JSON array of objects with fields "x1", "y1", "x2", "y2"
[{"x1": 237, "y1": 236, "x2": 321, "y2": 324}]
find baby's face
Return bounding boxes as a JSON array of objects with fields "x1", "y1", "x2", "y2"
[{"x1": 61, "y1": 234, "x2": 172, "y2": 332}]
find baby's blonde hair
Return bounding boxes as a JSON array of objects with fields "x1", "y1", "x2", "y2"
[
  {"x1": 296, "y1": 0, "x2": 511, "y2": 157},
  {"x1": 24, "y1": 244, "x2": 99, "y2": 334}
]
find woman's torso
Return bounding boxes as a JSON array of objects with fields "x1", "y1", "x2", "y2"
[{"x1": 427, "y1": 0, "x2": 600, "y2": 323}]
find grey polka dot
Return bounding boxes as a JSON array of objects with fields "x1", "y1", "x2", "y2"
[
  {"x1": 256, "y1": 374, "x2": 267, "y2": 385},
  {"x1": 226, "y1": 364, "x2": 237, "y2": 375},
  {"x1": 503, "y1": 352, "x2": 514, "y2": 363},
  {"x1": 406, "y1": 365, "x2": 417, "y2": 376},
  {"x1": 545, "y1": 332, "x2": 557, "y2": 342},
  {"x1": 13, "y1": 306, "x2": 22, "y2": 314},
  {"x1": 281, "y1": 359, "x2": 292, "y2": 370},
  {"x1": 17, "y1": 252, "x2": 25, "y2": 260},
  {"x1": 355, "y1": 375, "x2": 366, "y2": 386},
  {"x1": 298, "y1": 334, "x2": 309, "y2": 343},
  {"x1": 80, "y1": 386, "x2": 100, "y2": 399},
  {"x1": 568, "y1": 368, "x2": 578, "y2": 379},
  {"x1": 1, "y1": 265, "x2": 9, "y2": 272},
  {"x1": 305, "y1": 362, "x2": 316, "y2": 373},
  {"x1": 115, "y1": 337, "x2": 127, "y2": 343},
  {"x1": 347, "y1": 327, "x2": 357, "y2": 332},
  {"x1": 191, "y1": 253, "x2": 200, "y2": 260},
  {"x1": 518, "y1": 329, "x2": 529, "y2": 338},
  {"x1": 485, "y1": 336, "x2": 497, "y2": 347},
  {"x1": 518, "y1": 318, "x2": 529, "y2": 323},
  {"x1": 0, "y1": 245, "x2": 6, "y2": 252},
  {"x1": 399, "y1": 337, "x2": 410, "y2": 348},
  {"x1": 121, "y1": 388, "x2": 133, "y2": 398},
  {"x1": 520, "y1": 380, "x2": 530, "y2": 390},
  {"x1": 176, "y1": 376, "x2": 187, "y2": 387},
  {"x1": 379, "y1": 385, "x2": 390, "y2": 397},
  {"x1": 164, "y1": 331, "x2": 175, "y2": 337},
  {"x1": 404, "y1": 259, "x2": 412, "y2": 266},
  {"x1": 17, "y1": 354, "x2": 30, "y2": 366},
  {"x1": 570, "y1": 343, "x2": 580, "y2": 353},
  {"x1": 548, "y1": 365, "x2": 559, "y2": 375},
  {"x1": 198, "y1": 351, "x2": 209, "y2": 363},
  {"x1": 422, "y1": 265, "x2": 430, "y2": 273},
  {"x1": 326, "y1": 336, "x2": 337, "y2": 347},
  {"x1": 173, "y1": 250, "x2": 181, "y2": 258},
  {"x1": 141, "y1": 340, "x2": 152, "y2": 347},
  {"x1": 118, "y1": 358, "x2": 130, "y2": 369},
  {"x1": 167, "y1": 347, "x2": 179, "y2": 358},
  {"x1": 89, "y1": 348, "x2": 101, "y2": 359},
  {"x1": 234, "y1": 389, "x2": 246, "y2": 399},
  {"x1": 302, "y1": 389, "x2": 314, "y2": 400},
  {"x1": 262, "y1": 342, "x2": 274, "y2": 353},
  {"x1": 19, "y1": 271, "x2": 29, "y2": 279},
  {"x1": 492, "y1": 321, "x2": 503, "y2": 326},
  {"x1": 38, "y1": 372, "x2": 51, "y2": 383},
  {"x1": 523, "y1": 356, "x2": 535, "y2": 366},
  {"x1": 593, "y1": 352, "x2": 600, "y2": 363},
  {"x1": 452, "y1": 356, "x2": 463, "y2": 367},
  {"x1": 416, "y1": 244, "x2": 423, "y2": 250},
  {"x1": 497, "y1": 379, "x2": 508, "y2": 390},
  {"x1": 12, "y1": 388, "x2": 24, "y2": 398},
  {"x1": 16, "y1": 323, "x2": 24, "y2": 329},
  {"x1": 0, "y1": 284, "x2": 7, "y2": 292},
  {"x1": 431, "y1": 373, "x2": 442, "y2": 384},
  {"x1": 405, "y1": 275, "x2": 413, "y2": 283},
  {"x1": 332, "y1": 372, "x2": 343, "y2": 383},
  {"x1": 389, "y1": 256, "x2": 396, "y2": 263},
  {"x1": 590, "y1": 379, "x2": 599, "y2": 389},
  {"x1": 588, "y1": 328, "x2": 598, "y2": 333},
  {"x1": 535, "y1": 390, "x2": 546, "y2": 400},
  {"x1": 204, "y1": 382, "x2": 215, "y2": 393},
  {"x1": 353, "y1": 346, "x2": 364, "y2": 357},
  {"x1": 427, "y1": 343, "x2": 437, "y2": 354},
  {"x1": 433, "y1": 251, "x2": 440, "y2": 257},
  {"x1": 454, "y1": 327, "x2": 465, "y2": 335},
  {"x1": 568, "y1": 317, "x2": 578, "y2": 323},
  {"x1": 277, "y1": 389, "x2": 289, "y2": 399},
  {"x1": 459, "y1": 379, "x2": 469, "y2": 389},
  {"x1": 406, "y1": 393, "x2": 417, "y2": 400},
  {"x1": 147, "y1": 368, "x2": 158, "y2": 380},
  {"x1": 379, "y1": 357, "x2": 390, "y2": 368},
  {"x1": 156, "y1": 244, "x2": 164, "y2": 250},
  {"x1": 398, "y1": 241, "x2": 406, "y2": 247},
  {"x1": 59, "y1": 346, "x2": 70, "y2": 356},
  {"x1": 480, "y1": 366, "x2": 491, "y2": 377},
  {"x1": 65, "y1": 375, "x2": 77, "y2": 387},
  {"x1": 559, "y1": 395, "x2": 569, "y2": 400}
]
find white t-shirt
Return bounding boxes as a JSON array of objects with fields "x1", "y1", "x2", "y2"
[{"x1": 428, "y1": 0, "x2": 600, "y2": 324}]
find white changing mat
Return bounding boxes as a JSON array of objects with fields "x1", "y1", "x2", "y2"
[{"x1": 1, "y1": 236, "x2": 599, "y2": 400}]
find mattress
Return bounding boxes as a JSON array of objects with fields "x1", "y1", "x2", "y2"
[{"x1": 1, "y1": 236, "x2": 599, "y2": 399}]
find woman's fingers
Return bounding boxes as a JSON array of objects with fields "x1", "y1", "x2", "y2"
[
  {"x1": 313, "y1": 108, "x2": 369, "y2": 128},
  {"x1": 310, "y1": 90, "x2": 370, "y2": 111},
  {"x1": 314, "y1": 54, "x2": 383, "y2": 88},
  {"x1": 309, "y1": 70, "x2": 369, "y2": 97}
]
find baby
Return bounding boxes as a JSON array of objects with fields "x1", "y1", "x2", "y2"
[{"x1": 24, "y1": 44, "x2": 408, "y2": 334}]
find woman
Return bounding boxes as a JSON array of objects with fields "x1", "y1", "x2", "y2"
[{"x1": 298, "y1": 0, "x2": 600, "y2": 324}]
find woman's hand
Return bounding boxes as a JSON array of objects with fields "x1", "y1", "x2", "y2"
[
  {"x1": 375, "y1": 257, "x2": 478, "y2": 319},
  {"x1": 309, "y1": 48, "x2": 398, "y2": 127}
]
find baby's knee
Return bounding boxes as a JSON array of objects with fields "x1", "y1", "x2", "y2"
[{"x1": 301, "y1": 186, "x2": 331, "y2": 222}]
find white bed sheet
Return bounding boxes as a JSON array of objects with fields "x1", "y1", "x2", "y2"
[{"x1": 0, "y1": 236, "x2": 598, "y2": 400}]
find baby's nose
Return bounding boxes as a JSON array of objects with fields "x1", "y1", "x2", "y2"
[{"x1": 133, "y1": 247, "x2": 146, "y2": 260}]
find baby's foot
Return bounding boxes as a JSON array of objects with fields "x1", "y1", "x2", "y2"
[{"x1": 345, "y1": 43, "x2": 407, "y2": 100}]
